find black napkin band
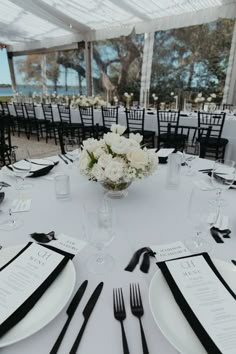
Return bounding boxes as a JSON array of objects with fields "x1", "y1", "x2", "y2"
[
  {"x1": 140, "y1": 250, "x2": 156, "y2": 273},
  {"x1": 157, "y1": 253, "x2": 236, "y2": 354},
  {"x1": 125, "y1": 247, "x2": 156, "y2": 272},
  {"x1": 0, "y1": 242, "x2": 70, "y2": 338}
]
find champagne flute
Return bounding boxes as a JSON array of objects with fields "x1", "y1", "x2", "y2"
[
  {"x1": 83, "y1": 197, "x2": 115, "y2": 274},
  {"x1": 11, "y1": 148, "x2": 32, "y2": 190},
  {"x1": 185, "y1": 187, "x2": 212, "y2": 253},
  {"x1": 182, "y1": 140, "x2": 200, "y2": 176},
  {"x1": 211, "y1": 159, "x2": 236, "y2": 212}
]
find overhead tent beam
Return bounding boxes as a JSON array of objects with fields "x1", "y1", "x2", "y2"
[
  {"x1": 8, "y1": 0, "x2": 90, "y2": 34},
  {"x1": 223, "y1": 20, "x2": 236, "y2": 104},
  {"x1": 108, "y1": 0, "x2": 151, "y2": 21},
  {"x1": 9, "y1": 43, "x2": 80, "y2": 57}
]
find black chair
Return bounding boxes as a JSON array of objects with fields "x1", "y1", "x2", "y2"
[
  {"x1": 0, "y1": 116, "x2": 14, "y2": 166},
  {"x1": 101, "y1": 106, "x2": 119, "y2": 132},
  {"x1": 223, "y1": 104, "x2": 233, "y2": 111},
  {"x1": 41, "y1": 104, "x2": 61, "y2": 144},
  {"x1": 58, "y1": 125, "x2": 82, "y2": 155},
  {"x1": 79, "y1": 105, "x2": 104, "y2": 139},
  {"x1": 125, "y1": 108, "x2": 155, "y2": 148},
  {"x1": 157, "y1": 110, "x2": 183, "y2": 149},
  {"x1": 58, "y1": 104, "x2": 83, "y2": 144},
  {"x1": 13, "y1": 102, "x2": 29, "y2": 138},
  {"x1": 24, "y1": 103, "x2": 46, "y2": 141},
  {"x1": 0, "y1": 102, "x2": 16, "y2": 134},
  {"x1": 165, "y1": 123, "x2": 212, "y2": 158},
  {"x1": 197, "y1": 111, "x2": 228, "y2": 159}
]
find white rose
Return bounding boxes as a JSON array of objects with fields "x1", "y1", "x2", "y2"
[
  {"x1": 170, "y1": 92, "x2": 174, "y2": 96},
  {"x1": 104, "y1": 160, "x2": 124, "y2": 182},
  {"x1": 129, "y1": 133, "x2": 143, "y2": 144},
  {"x1": 111, "y1": 136, "x2": 131, "y2": 154},
  {"x1": 104, "y1": 132, "x2": 118, "y2": 146},
  {"x1": 198, "y1": 92, "x2": 202, "y2": 98},
  {"x1": 110, "y1": 124, "x2": 126, "y2": 135},
  {"x1": 127, "y1": 149, "x2": 149, "y2": 170},
  {"x1": 124, "y1": 92, "x2": 129, "y2": 97},
  {"x1": 94, "y1": 146, "x2": 105, "y2": 158},
  {"x1": 98, "y1": 154, "x2": 113, "y2": 168},
  {"x1": 79, "y1": 153, "x2": 90, "y2": 172},
  {"x1": 91, "y1": 164, "x2": 105, "y2": 181},
  {"x1": 207, "y1": 97, "x2": 212, "y2": 102},
  {"x1": 83, "y1": 138, "x2": 100, "y2": 153},
  {"x1": 210, "y1": 93, "x2": 216, "y2": 98}
]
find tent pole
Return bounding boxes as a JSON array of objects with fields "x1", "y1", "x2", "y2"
[
  {"x1": 140, "y1": 32, "x2": 154, "y2": 107},
  {"x1": 223, "y1": 20, "x2": 236, "y2": 105},
  {"x1": 85, "y1": 41, "x2": 92, "y2": 96},
  {"x1": 7, "y1": 51, "x2": 17, "y2": 93}
]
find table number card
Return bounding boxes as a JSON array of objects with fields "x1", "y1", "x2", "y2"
[
  {"x1": 0, "y1": 243, "x2": 69, "y2": 337},
  {"x1": 158, "y1": 254, "x2": 236, "y2": 354}
]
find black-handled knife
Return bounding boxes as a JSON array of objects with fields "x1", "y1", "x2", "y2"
[
  {"x1": 58, "y1": 154, "x2": 68, "y2": 165},
  {"x1": 69, "y1": 282, "x2": 104, "y2": 354},
  {"x1": 63, "y1": 154, "x2": 74, "y2": 163},
  {"x1": 49, "y1": 280, "x2": 88, "y2": 354}
]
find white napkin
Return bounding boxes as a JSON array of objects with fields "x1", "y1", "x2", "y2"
[{"x1": 157, "y1": 148, "x2": 175, "y2": 157}]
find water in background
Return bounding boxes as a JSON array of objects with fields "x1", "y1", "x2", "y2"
[{"x1": 0, "y1": 85, "x2": 84, "y2": 97}]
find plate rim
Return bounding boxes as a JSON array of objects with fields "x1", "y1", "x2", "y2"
[
  {"x1": 0, "y1": 244, "x2": 76, "y2": 348},
  {"x1": 149, "y1": 258, "x2": 235, "y2": 354}
]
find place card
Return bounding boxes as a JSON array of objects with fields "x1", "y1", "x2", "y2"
[
  {"x1": 11, "y1": 198, "x2": 31, "y2": 212},
  {"x1": 157, "y1": 253, "x2": 236, "y2": 354},
  {"x1": 151, "y1": 241, "x2": 191, "y2": 261},
  {"x1": 44, "y1": 233, "x2": 87, "y2": 257},
  {"x1": 0, "y1": 242, "x2": 69, "y2": 337}
]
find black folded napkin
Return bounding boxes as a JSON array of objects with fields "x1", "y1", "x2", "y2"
[
  {"x1": 28, "y1": 164, "x2": 55, "y2": 178},
  {"x1": 147, "y1": 111, "x2": 154, "y2": 115},
  {"x1": 157, "y1": 253, "x2": 236, "y2": 354},
  {"x1": 125, "y1": 247, "x2": 156, "y2": 273},
  {"x1": 210, "y1": 227, "x2": 224, "y2": 243},
  {"x1": 158, "y1": 156, "x2": 168, "y2": 164},
  {"x1": 0, "y1": 192, "x2": 4, "y2": 204},
  {"x1": 0, "y1": 242, "x2": 69, "y2": 338}
]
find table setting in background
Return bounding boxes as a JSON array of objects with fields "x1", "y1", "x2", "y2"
[{"x1": 0, "y1": 127, "x2": 236, "y2": 353}]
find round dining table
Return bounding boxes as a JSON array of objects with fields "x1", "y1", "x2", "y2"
[{"x1": 0, "y1": 155, "x2": 235, "y2": 354}]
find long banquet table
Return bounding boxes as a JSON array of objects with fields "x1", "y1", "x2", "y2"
[{"x1": 0, "y1": 155, "x2": 236, "y2": 354}]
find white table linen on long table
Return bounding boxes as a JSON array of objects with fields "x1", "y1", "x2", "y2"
[
  {"x1": 0, "y1": 157, "x2": 236, "y2": 354},
  {"x1": 8, "y1": 104, "x2": 236, "y2": 161}
]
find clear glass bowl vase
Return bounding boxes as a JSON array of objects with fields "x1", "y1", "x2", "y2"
[{"x1": 101, "y1": 180, "x2": 131, "y2": 199}]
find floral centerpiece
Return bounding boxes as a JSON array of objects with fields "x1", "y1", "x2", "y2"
[{"x1": 79, "y1": 124, "x2": 158, "y2": 197}]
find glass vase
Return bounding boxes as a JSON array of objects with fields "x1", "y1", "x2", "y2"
[{"x1": 101, "y1": 180, "x2": 131, "y2": 199}]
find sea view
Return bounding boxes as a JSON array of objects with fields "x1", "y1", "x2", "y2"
[{"x1": 0, "y1": 85, "x2": 84, "y2": 97}]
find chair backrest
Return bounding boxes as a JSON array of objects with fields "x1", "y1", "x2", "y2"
[
  {"x1": 24, "y1": 103, "x2": 36, "y2": 120},
  {"x1": 13, "y1": 102, "x2": 25, "y2": 118},
  {"x1": 0, "y1": 117, "x2": 12, "y2": 166},
  {"x1": 79, "y1": 105, "x2": 94, "y2": 126},
  {"x1": 198, "y1": 111, "x2": 225, "y2": 140},
  {"x1": 125, "y1": 108, "x2": 145, "y2": 132},
  {"x1": 41, "y1": 103, "x2": 55, "y2": 122},
  {"x1": 0, "y1": 102, "x2": 10, "y2": 116},
  {"x1": 157, "y1": 110, "x2": 180, "y2": 135},
  {"x1": 57, "y1": 105, "x2": 71, "y2": 124},
  {"x1": 101, "y1": 106, "x2": 119, "y2": 128},
  {"x1": 223, "y1": 104, "x2": 233, "y2": 111}
]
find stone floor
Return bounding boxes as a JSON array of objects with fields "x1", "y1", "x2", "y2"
[{"x1": 11, "y1": 134, "x2": 61, "y2": 159}]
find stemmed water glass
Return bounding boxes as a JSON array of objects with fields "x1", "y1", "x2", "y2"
[
  {"x1": 182, "y1": 140, "x2": 200, "y2": 176},
  {"x1": 211, "y1": 159, "x2": 236, "y2": 212},
  {"x1": 185, "y1": 187, "x2": 212, "y2": 253},
  {"x1": 11, "y1": 148, "x2": 32, "y2": 190},
  {"x1": 83, "y1": 196, "x2": 115, "y2": 274}
]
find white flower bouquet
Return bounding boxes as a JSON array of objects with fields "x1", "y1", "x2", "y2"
[{"x1": 79, "y1": 125, "x2": 158, "y2": 193}]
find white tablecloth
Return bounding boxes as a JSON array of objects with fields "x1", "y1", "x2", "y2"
[{"x1": 0, "y1": 157, "x2": 236, "y2": 354}]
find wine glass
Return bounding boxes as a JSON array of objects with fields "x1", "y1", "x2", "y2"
[
  {"x1": 185, "y1": 187, "x2": 212, "y2": 253},
  {"x1": 211, "y1": 159, "x2": 236, "y2": 212},
  {"x1": 0, "y1": 207, "x2": 24, "y2": 231},
  {"x1": 11, "y1": 148, "x2": 32, "y2": 190},
  {"x1": 83, "y1": 197, "x2": 115, "y2": 274},
  {"x1": 182, "y1": 140, "x2": 200, "y2": 176}
]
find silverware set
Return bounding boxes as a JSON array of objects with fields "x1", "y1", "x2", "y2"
[
  {"x1": 58, "y1": 154, "x2": 73, "y2": 164},
  {"x1": 50, "y1": 280, "x2": 103, "y2": 354},
  {"x1": 113, "y1": 283, "x2": 149, "y2": 354}
]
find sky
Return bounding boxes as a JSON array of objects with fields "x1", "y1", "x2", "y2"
[{"x1": 0, "y1": 49, "x2": 11, "y2": 84}]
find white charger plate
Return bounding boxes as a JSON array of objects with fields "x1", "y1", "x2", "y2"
[
  {"x1": 149, "y1": 259, "x2": 236, "y2": 354},
  {"x1": 0, "y1": 245, "x2": 76, "y2": 347}
]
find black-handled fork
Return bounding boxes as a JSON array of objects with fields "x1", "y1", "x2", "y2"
[
  {"x1": 113, "y1": 288, "x2": 130, "y2": 354},
  {"x1": 130, "y1": 283, "x2": 149, "y2": 354}
]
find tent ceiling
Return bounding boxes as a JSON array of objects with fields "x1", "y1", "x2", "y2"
[{"x1": 0, "y1": 0, "x2": 235, "y2": 52}]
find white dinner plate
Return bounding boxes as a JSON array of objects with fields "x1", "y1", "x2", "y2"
[
  {"x1": 149, "y1": 259, "x2": 236, "y2": 354},
  {"x1": 0, "y1": 245, "x2": 76, "y2": 347}
]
